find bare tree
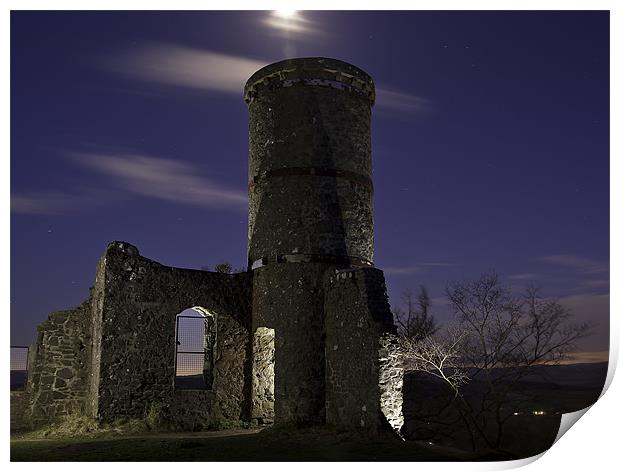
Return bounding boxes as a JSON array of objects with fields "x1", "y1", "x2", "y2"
[
  {"x1": 391, "y1": 326, "x2": 469, "y2": 392},
  {"x1": 214, "y1": 262, "x2": 233, "y2": 274},
  {"x1": 203, "y1": 262, "x2": 246, "y2": 273},
  {"x1": 393, "y1": 286, "x2": 438, "y2": 341},
  {"x1": 396, "y1": 272, "x2": 592, "y2": 452},
  {"x1": 448, "y1": 272, "x2": 591, "y2": 372}
]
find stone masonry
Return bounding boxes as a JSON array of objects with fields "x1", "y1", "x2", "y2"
[
  {"x1": 27, "y1": 296, "x2": 93, "y2": 426},
  {"x1": 21, "y1": 57, "x2": 405, "y2": 436}
]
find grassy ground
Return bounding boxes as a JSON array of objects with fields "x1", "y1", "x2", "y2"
[{"x1": 11, "y1": 427, "x2": 483, "y2": 462}]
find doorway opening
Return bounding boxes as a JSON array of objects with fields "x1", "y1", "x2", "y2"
[{"x1": 252, "y1": 327, "x2": 275, "y2": 424}]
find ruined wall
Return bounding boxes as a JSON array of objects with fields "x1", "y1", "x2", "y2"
[
  {"x1": 91, "y1": 242, "x2": 252, "y2": 429},
  {"x1": 10, "y1": 391, "x2": 30, "y2": 431},
  {"x1": 251, "y1": 263, "x2": 330, "y2": 424},
  {"x1": 88, "y1": 251, "x2": 106, "y2": 418},
  {"x1": 25, "y1": 56, "x2": 399, "y2": 436},
  {"x1": 27, "y1": 296, "x2": 93, "y2": 425},
  {"x1": 323, "y1": 268, "x2": 397, "y2": 434}
]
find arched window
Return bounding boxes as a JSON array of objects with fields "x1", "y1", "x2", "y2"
[{"x1": 174, "y1": 307, "x2": 216, "y2": 390}]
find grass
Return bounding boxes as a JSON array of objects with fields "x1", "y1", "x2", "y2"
[
  {"x1": 11, "y1": 426, "x2": 483, "y2": 462},
  {"x1": 17, "y1": 412, "x2": 156, "y2": 440},
  {"x1": 11, "y1": 411, "x2": 529, "y2": 461}
]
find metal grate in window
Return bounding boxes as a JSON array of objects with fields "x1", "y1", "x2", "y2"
[
  {"x1": 11, "y1": 346, "x2": 29, "y2": 390},
  {"x1": 174, "y1": 311, "x2": 215, "y2": 390}
]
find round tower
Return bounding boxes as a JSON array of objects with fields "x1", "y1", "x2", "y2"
[
  {"x1": 244, "y1": 57, "x2": 376, "y2": 425},
  {"x1": 245, "y1": 57, "x2": 376, "y2": 267}
]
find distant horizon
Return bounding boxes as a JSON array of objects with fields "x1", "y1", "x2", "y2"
[
  {"x1": 558, "y1": 351, "x2": 609, "y2": 365},
  {"x1": 9, "y1": 354, "x2": 610, "y2": 375}
]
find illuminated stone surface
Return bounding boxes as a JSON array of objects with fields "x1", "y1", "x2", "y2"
[{"x1": 251, "y1": 327, "x2": 275, "y2": 423}]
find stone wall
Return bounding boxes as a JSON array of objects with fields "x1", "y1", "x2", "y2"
[
  {"x1": 251, "y1": 262, "x2": 329, "y2": 425},
  {"x1": 10, "y1": 391, "x2": 30, "y2": 431},
  {"x1": 323, "y1": 267, "x2": 397, "y2": 434},
  {"x1": 27, "y1": 295, "x2": 93, "y2": 425},
  {"x1": 378, "y1": 335, "x2": 405, "y2": 434},
  {"x1": 91, "y1": 242, "x2": 252, "y2": 429},
  {"x1": 169, "y1": 390, "x2": 216, "y2": 431},
  {"x1": 88, "y1": 252, "x2": 106, "y2": 418}
]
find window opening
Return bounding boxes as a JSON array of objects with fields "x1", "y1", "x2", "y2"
[
  {"x1": 11, "y1": 346, "x2": 29, "y2": 390},
  {"x1": 174, "y1": 308, "x2": 215, "y2": 390}
]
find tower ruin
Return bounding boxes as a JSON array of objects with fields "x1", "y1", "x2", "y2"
[
  {"x1": 247, "y1": 58, "x2": 381, "y2": 425},
  {"x1": 21, "y1": 58, "x2": 403, "y2": 434}
]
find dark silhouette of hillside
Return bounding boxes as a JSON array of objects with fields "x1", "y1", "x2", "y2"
[{"x1": 402, "y1": 362, "x2": 607, "y2": 458}]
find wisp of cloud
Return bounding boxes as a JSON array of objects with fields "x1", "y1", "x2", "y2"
[
  {"x1": 99, "y1": 42, "x2": 430, "y2": 116},
  {"x1": 100, "y1": 42, "x2": 267, "y2": 94},
  {"x1": 69, "y1": 151, "x2": 247, "y2": 210}
]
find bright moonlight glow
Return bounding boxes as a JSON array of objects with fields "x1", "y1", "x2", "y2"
[
  {"x1": 274, "y1": 10, "x2": 298, "y2": 20},
  {"x1": 264, "y1": 10, "x2": 310, "y2": 35}
]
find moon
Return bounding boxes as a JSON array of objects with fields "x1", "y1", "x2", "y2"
[{"x1": 273, "y1": 10, "x2": 298, "y2": 20}]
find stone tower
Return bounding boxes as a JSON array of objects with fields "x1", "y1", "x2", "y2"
[{"x1": 244, "y1": 58, "x2": 385, "y2": 426}]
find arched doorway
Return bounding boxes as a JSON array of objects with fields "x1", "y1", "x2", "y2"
[{"x1": 174, "y1": 307, "x2": 216, "y2": 390}]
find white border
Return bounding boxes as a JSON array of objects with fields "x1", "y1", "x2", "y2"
[{"x1": 4, "y1": 1, "x2": 616, "y2": 470}]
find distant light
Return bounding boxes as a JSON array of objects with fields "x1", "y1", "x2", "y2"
[{"x1": 532, "y1": 410, "x2": 546, "y2": 416}]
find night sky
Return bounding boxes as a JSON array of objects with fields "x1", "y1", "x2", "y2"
[{"x1": 10, "y1": 11, "x2": 609, "y2": 360}]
